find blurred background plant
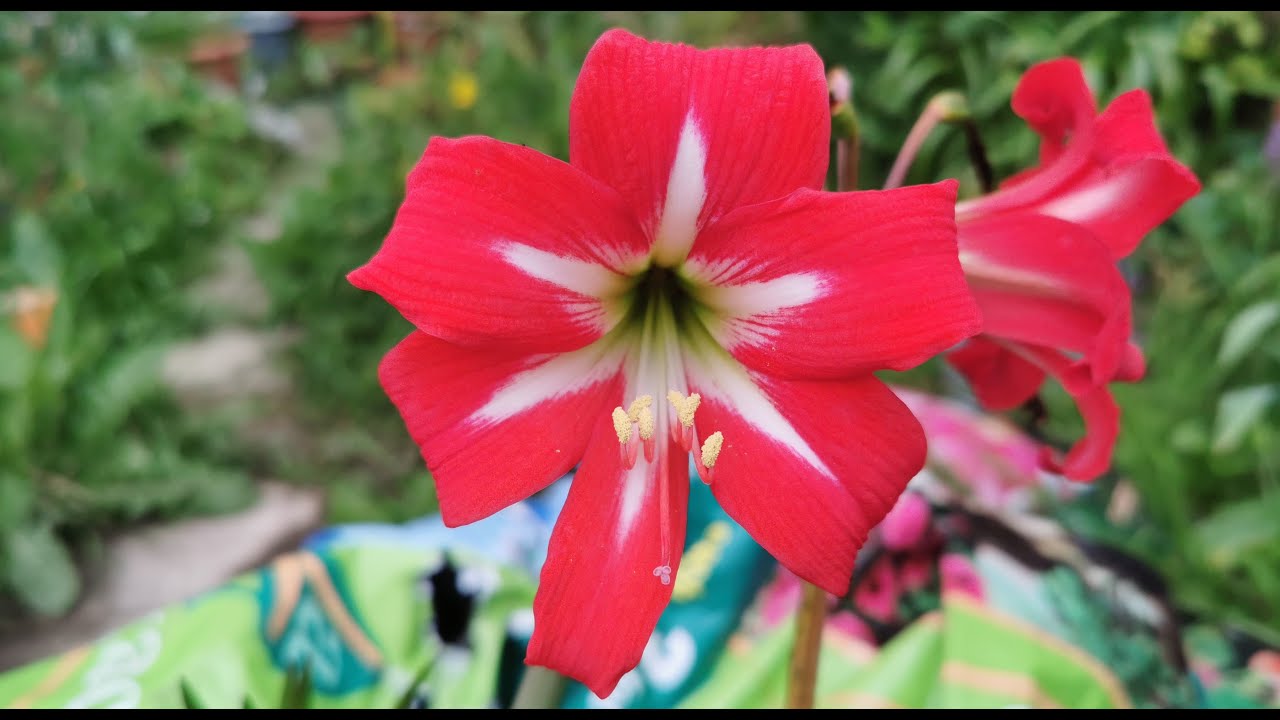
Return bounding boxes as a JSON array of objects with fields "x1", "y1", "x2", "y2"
[
  {"x1": 0, "y1": 11, "x2": 283, "y2": 618},
  {"x1": 804, "y1": 10, "x2": 1280, "y2": 642},
  {"x1": 1, "y1": 10, "x2": 1277, "y2": 645}
]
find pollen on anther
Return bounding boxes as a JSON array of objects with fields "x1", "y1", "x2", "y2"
[
  {"x1": 701, "y1": 431, "x2": 724, "y2": 469},
  {"x1": 636, "y1": 405, "x2": 655, "y2": 441},
  {"x1": 626, "y1": 395, "x2": 653, "y2": 423},
  {"x1": 611, "y1": 407, "x2": 633, "y2": 444},
  {"x1": 666, "y1": 391, "x2": 702, "y2": 428},
  {"x1": 680, "y1": 393, "x2": 700, "y2": 427}
]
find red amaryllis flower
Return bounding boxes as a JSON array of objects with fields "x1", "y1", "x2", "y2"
[
  {"x1": 947, "y1": 58, "x2": 1200, "y2": 481},
  {"x1": 349, "y1": 29, "x2": 980, "y2": 696}
]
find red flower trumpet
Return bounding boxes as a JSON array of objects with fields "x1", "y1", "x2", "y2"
[{"x1": 948, "y1": 58, "x2": 1201, "y2": 482}]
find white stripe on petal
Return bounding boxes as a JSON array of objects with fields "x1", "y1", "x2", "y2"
[
  {"x1": 684, "y1": 345, "x2": 834, "y2": 480},
  {"x1": 697, "y1": 272, "x2": 826, "y2": 318},
  {"x1": 499, "y1": 242, "x2": 630, "y2": 298},
  {"x1": 1035, "y1": 170, "x2": 1141, "y2": 225},
  {"x1": 617, "y1": 459, "x2": 651, "y2": 543},
  {"x1": 691, "y1": 272, "x2": 826, "y2": 353},
  {"x1": 652, "y1": 113, "x2": 707, "y2": 266},
  {"x1": 958, "y1": 250, "x2": 1069, "y2": 298},
  {"x1": 473, "y1": 341, "x2": 623, "y2": 424}
]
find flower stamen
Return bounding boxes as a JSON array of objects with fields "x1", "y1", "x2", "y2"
[
  {"x1": 695, "y1": 431, "x2": 724, "y2": 483},
  {"x1": 612, "y1": 396, "x2": 661, "y2": 467},
  {"x1": 701, "y1": 431, "x2": 724, "y2": 468},
  {"x1": 612, "y1": 405, "x2": 642, "y2": 468},
  {"x1": 627, "y1": 394, "x2": 653, "y2": 423},
  {"x1": 636, "y1": 404, "x2": 656, "y2": 462},
  {"x1": 665, "y1": 390, "x2": 701, "y2": 450},
  {"x1": 611, "y1": 406, "x2": 633, "y2": 444}
]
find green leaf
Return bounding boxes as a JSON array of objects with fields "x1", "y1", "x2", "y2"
[
  {"x1": 1235, "y1": 254, "x2": 1280, "y2": 296},
  {"x1": 0, "y1": 471, "x2": 35, "y2": 529},
  {"x1": 179, "y1": 464, "x2": 256, "y2": 516},
  {"x1": 0, "y1": 325, "x2": 34, "y2": 390},
  {"x1": 179, "y1": 677, "x2": 207, "y2": 709},
  {"x1": 1211, "y1": 384, "x2": 1278, "y2": 454},
  {"x1": 280, "y1": 663, "x2": 312, "y2": 710},
  {"x1": 1196, "y1": 494, "x2": 1280, "y2": 568},
  {"x1": 1217, "y1": 301, "x2": 1280, "y2": 370},
  {"x1": 395, "y1": 658, "x2": 437, "y2": 709},
  {"x1": 2, "y1": 522, "x2": 80, "y2": 616},
  {"x1": 74, "y1": 342, "x2": 168, "y2": 441},
  {"x1": 1169, "y1": 419, "x2": 1208, "y2": 454},
  {"x1": 10, "y1": 211, "x2": 62, "y2": 284}
]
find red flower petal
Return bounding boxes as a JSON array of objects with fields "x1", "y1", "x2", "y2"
[
  {"x1": 685, "y1": 350, "x2": 926, "y2": 595},
  {"x1": 945, "y1": 337, "x2": 1045, "y2": 412},
  {"x1": 349, "y1": 136, "x2": 650, "y2": 354},
  {"x1": 1000, "y1": 341, "x2": 1121, "y2": 482},
  {"x1": 959, "y1": 211, "x2": 1132, "y2": 384},
  {"x1": 959, "y1": 60, "x2": 1200, "y2": 261},
  {"x1": 1010, "y1": 57, "x2": 1097, "y2": 167},
  {"x1": 1116, "y1": 341, "x2": 1147, "y2": 382},
  {"x1": 687, "y1": 181, "x2": 981, "y2": 380},
  {"x1": 1038, "y1": 89, "x2": 1202, "y2": 258},
  {"x1": 379, "y1": 331, "x2": 625, "y2": 526},
  {"x1": 527, "y1": 416, "x2": 689, "y2": 699},
  {"x1": 570, "y1": 29, "x2": 830, "y2": 261}
]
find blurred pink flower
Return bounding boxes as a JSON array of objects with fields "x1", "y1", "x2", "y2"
[
  {"x1": 759, "y1": 567, "x2": 804, "y2": 627},
  {"x1": 1190, "y1": 659, "x2": 1222, "y2": 689},
  {"x1": 898, "y1": 551, "x2": 935, "y2": 592},
  {"x1": 879, "y1": 491, "x2": 932, "y2": 552},
  {"x1": 940, "y1": 553, "x2": 985, "y2": 601},
  {"x1": 829, "y1": 610, "x2": 876, "y2": 644},
  {"x1": 894, "y1": 387, "x2": 1081, "y2": 509},
  {"x1": 855, "y1": 557, "x2": 901, "y2": 623},
  {"x1": 1249, "y1": 650, "x2": 1280, "y2": 688}
]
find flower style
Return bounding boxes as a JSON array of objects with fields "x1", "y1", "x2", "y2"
[
  {"x1": 349, "y1": 29, "x2": 980, "y2": 696},
  {"x1": 947, "y1": 58, "x2": 1201, "y2": 481}
]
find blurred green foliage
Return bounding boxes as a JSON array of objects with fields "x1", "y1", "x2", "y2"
[
  {"x1": 0, "y1": 11, "x2": 283, "y2": 616},
  {"x1": 2, "y1": 10, "x2": 1277, "y2": 642}
]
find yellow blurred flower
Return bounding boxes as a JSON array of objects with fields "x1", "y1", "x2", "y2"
[{"x1": 448, "y1": 70, "x2": 478, "y2": 110}]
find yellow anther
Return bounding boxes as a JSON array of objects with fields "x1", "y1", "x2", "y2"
[
  {"x1": 666, "y1": 390, "x2": 683, "y2": 411},
  {"x1": 666, "y1": 390, "x2": 702, "y2": 428},
  {"x1": 700, "y1": 431, "x2": 724, "y2": 469},
  {"x1": 627, "y1": 395, "x2": 653, "y2": 423},
  {"x1": 611, "y1": 407, "x2": 633, "y2": 444},
  {"x1": 636, "y1": 405, "x2": 655, "y2": 441},
  {"x1": 679, "y1": 393, "x2": 700, "y2": 428}
]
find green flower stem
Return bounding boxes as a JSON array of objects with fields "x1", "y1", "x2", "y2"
[
  {"x1": 828, "y1": 66, "x2": 860, "y2": 192},
  {"x1": 883, "y1": 91, "x2": 970, "y2": 190},
  {"x1": 961, "y1": 118, "x2": 995, "y2": 194},
  {"x1": 511, "y1": 666, "x2": 569, "y2": 709},
  {"x1": 786, "y1": 581, "x2": 828, "y2": 709}
]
